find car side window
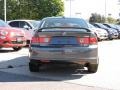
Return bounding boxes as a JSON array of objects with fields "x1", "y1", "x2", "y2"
[
  {"x1": 19, "y1": 21, "x2": 32, "y2": 29},
  {"x1": 9, "y1": 21, "x2": 19, "y2": 27}
]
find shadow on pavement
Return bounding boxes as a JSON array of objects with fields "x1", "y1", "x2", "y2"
[{"x1": 0, "y1": 49, "x2": 88, "y2": 82}]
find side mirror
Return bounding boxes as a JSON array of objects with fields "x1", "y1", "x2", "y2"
[{"x1": 23, "y1": 25, "x2": 30, "y2": 30}]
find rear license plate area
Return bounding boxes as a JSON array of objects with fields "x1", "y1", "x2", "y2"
[{"x1": 50, "y1": 36, "x2": 78, "y2": 45}]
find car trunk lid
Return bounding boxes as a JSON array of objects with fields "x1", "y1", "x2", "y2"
[{"x1": 31, "y1": 28, "x2": 97, "y2": 47}]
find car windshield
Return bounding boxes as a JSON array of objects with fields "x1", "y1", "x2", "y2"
[
  {"x1": 88, "y1": 23, "x2": 95, "y2": 28},
  {"x1": 97, "y1": 23, "x2": 108, "y2": 29},
  {"x1": 0, "y1": 20, "x2": 9, "y2": 27},
  {"x1": 41, "y1": 18, "x2": 88, "y2": 29}
]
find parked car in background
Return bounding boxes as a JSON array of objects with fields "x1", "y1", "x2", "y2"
[
  {"x1": 7, "y1": 20, "x2": 40, "y2": 44},
  {"x1": 104, "y1": 24, "x2": 120, "y2": 39},
  {"x1": 93, "y1": 23, "x2": 116, "y2": 40},
  {"x1": 29, "y1": 17, "x2": 99, "y2": 73},
  {"x1": 0, "y1": 19, "x2": 26, "y2": 51},
  {"x1": 103, "y1": 23, "x2": 119, "y2": 39},
  {"x1": 87, "y1": 23, "x2": 108, "y2": 41},
  {"x1": 114, "y1": 24, "x2": 120, "y2": 38}
]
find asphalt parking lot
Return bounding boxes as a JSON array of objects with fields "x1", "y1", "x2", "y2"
[{"x1": 0, "y1": 40, "x2": 120, "y2": 90}]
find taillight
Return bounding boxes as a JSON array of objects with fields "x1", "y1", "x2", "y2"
[
  {"x1": 77, "y1": 37, "x2": 97, "y2": 45},
  {"x1": 32, "y1": 36, "x2": 51, "y2": 44},
  {"x1": 78, "y1": 37, "x2": 89, "y2": 44},
  {"x1": 89, "y1": 37, "x2": 97, "y2": 44},
  {"x1": 38, "y1": 37, "x2": 51, "y2": 43}
]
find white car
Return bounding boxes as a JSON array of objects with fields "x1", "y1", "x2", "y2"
[
  {"x1": 7, "y1": 20, "x2": 40, "y2": 44},
  {"x1": 88, "y1": 23, "x2": 108, "y2": 41}
]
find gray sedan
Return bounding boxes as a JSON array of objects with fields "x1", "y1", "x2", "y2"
[{"x1": 29, "y1": 17, "x2": 99, "y2": 73}]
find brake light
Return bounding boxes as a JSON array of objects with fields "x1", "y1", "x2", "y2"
[
  {"x1": 39, "y1": 37, "x2": 51, "y2": 43},
  {"x1": 89, "y1": 37, "x2": 97, "y2": 44},
  {"x1": 77, "y1": 37, "x2": 97, "y2": 45},
  {"x1": 31, "y1": 37, "x2": 38, "y2": 43},
  {"x1": 32, "y1": 36, "x2": 51, "y2": 44},
  {"x1": 78, "y1": 37, "x2": 89, "y2": 44}
]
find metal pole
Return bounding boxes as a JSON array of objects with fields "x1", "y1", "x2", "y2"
[
  {"x1": 4, "y1": 0, "x2": 6, "y2": 22},
  {"x1": 105, "y1": 0, "x2": 107, "y2": 22},
  {"x1": 70, "y1": 0, "x2": 71, "y2": 17}
]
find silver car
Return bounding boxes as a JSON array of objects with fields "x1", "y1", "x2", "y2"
[
  {"x1": 87, "y1": 23, "x2": 108, "y2": 41},
  {"x1": 29, "y1": 17, "x2": 99, "y2": 73}
]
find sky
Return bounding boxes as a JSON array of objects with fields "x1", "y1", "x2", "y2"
[{"x1": 64, "y1": 0, "x2": 120, "y2": 19}]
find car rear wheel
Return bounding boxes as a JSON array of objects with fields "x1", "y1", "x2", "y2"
[
  {"x1": 88, "y1": 64, "x2": 98, "y2": 73},
  {"x1": 29, "y1": 62, "x2": 39, "y2": 72},
  {"x1": 13, "y1": 47, "x2": 22, "y2": 51}
]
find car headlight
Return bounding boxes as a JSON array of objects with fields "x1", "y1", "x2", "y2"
[{"x1": 0, "y1": 31, "x2": 8, "y2": 36}]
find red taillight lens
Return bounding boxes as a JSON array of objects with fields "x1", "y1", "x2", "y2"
[
  {"x1": 77, "y1": 37, "x2": 97, "y2": 45},
  {"x1": 78, "y1": 37, "x2": 89, "y2": 44},
  {"x1": 89, "y1": 37, "x2": 97, "y2": 44},
  {"x1": 31, "y1": 36, "x2": 51, "y2": 44},
  {"x1": 38, "y1": 37, "x2": 51, "y2": 43},
  {"x1": 31, "y1": 37, "x2": 39, "y2": 43}
]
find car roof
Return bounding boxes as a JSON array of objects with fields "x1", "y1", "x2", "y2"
[
  {"x1": 7, "y1": 19, "x2": 37, "y2": 23},
  {"x1": 42, "y1": 16, "x2": 84, "y2": 20}
]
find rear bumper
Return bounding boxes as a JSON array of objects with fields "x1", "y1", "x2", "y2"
[{"x1": 29, "y1": 45, "x2": 98, "y2": 64}]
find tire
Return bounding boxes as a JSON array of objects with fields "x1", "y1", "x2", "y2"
[
  {"x1": 98, "y1": 38, "x2": 102, "y2": 42},
  {"x1": 108, "y1": 35, "x2": 113, "y2": 40},
  {"x1": 109, "y1": 38, "x2": 113, "y2": 40},
  {"x1": 88, "y1": 64, "x2": 98, "y2": 73},
  {"x1": 118, "y1": 35, "x2": 120, "y2": 39},
  {"x1": 29, "y1": 62, "x2": 39, "y2": 72},
  {"x1": 13, "y1": 47, "x2": 22, "y2": 51}
]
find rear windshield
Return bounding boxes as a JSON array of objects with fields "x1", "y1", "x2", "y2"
[
  {"x1": 41, "y1": 18, "x2": 88, "y2": 29},
  {"x1": 97, "y1": 23, "x2": 108, "y2": 29},
  {"x1": 29, "y1": 20, "x2": 41, "y2": 29}
]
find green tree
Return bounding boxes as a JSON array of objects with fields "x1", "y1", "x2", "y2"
[
  {"x1": 0, "y1": 0, "x2": 4, "y2": 20},
  {"x1": 106, "y1": 17, "x2": 117, "y2": 24},
  {"x1": 6, "y1": 0, "x2": 64, "y2": 20},
  {"x1": 116, "y1": 19, "x2": 120, "y2": 24},
  {"x1": 89, "y1": 13, "x2": 105, "y2": 23}
]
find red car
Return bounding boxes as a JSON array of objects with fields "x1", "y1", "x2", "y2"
[{"x1": 0, "y1": 19, "x2": 26, "y2": 51}]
